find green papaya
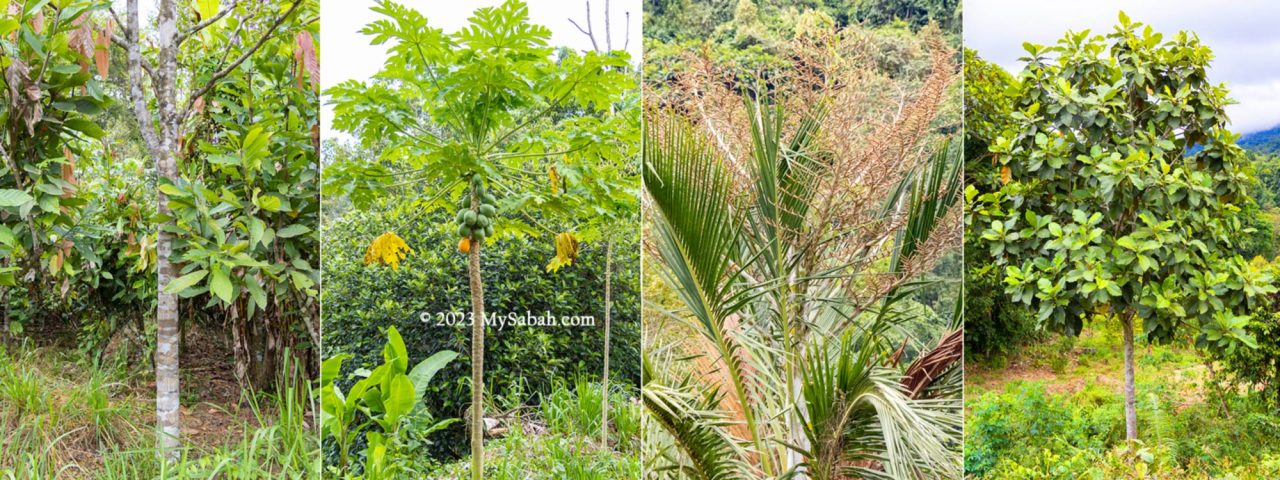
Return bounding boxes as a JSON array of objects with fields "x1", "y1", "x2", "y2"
[
  {"x1": 483, "y1": 225, "x2": 494, "y2": 237},
  {"x1": 463, "y1": 210, "x2": 478, "y2": 226},
  {"x1": 479, "y1": 204, "x2": 496, "y2": 217}
]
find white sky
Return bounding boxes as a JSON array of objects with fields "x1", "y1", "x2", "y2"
[
  {"x1": 319, "y1": 0, "x2": 642, "y2": 141},
  {"x1": 965, "y1": 0, "x2": 1280, "y2": 134}
]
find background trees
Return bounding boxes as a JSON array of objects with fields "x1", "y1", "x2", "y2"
[{"x1": 968, "y1": 13, "x2": 1276, "y2": 441}]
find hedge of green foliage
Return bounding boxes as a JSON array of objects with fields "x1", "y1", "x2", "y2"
[
  {"x1": 321, "y1": 197, "x2": 639, "y2": 460},
  {"x1": 966, "y1": 381, "x2": 1280, "y2": 478}
]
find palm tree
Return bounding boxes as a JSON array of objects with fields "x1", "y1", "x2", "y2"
[{"x1": 641, "y1": 30, "x2": 963, "y2": 479}]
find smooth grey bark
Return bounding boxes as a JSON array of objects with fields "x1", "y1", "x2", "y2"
[
  {"x1": 600, "y1": 240, "x2": 612, "y2": 449},
  {"x1": 122, "y1": 0, "x2": 182, "y2": 459},
  {"x1": 468, "y1": 188, "x2": 487, "y2": 480},
  {"x1": 116, "y1": 0, "x2": 302, "y2": 459},
  {"x1": 1122, "y1": 312, "x2": 1138, "y2": 441}
]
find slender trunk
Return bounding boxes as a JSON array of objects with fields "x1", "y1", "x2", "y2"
[
  {"x1": 468, "y1": 189, "x2": 486, "y2": 480},
  {"x1": 600, "y1": 240, "x2": 612, "y2": 449},
  {"x1": 123, "y1": 0, "x2": 183, "y2": 459},
  {"x1": 1122, "y1": 312, "x2": 1137, "y2": 441}
]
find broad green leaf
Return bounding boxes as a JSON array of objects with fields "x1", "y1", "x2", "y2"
[
  {"x1": 0, "y1": 189, "x2": 33, "y2": 207},
  {"x1": 380, "y1": 374, "x2": 416, "y2": 431},
  {"x1": 256, "y1": 195, "x2": 283, "y2": 212},
  {"x1": 277, "y1": 224, "x2": 312, "y2": 238},
  {"x1": 209, "y1": 264, "x2": 234, "y2": 303},
  {"x1": 164, "y1": 270, "x2": 209, "y2": 294},
  {"x1": 382, "y1": 326, "x2": 408, "y2": 374},
  {"x1": 196, "y1": 0, "x2": 220, "y2": 22},
  {"x1": 407, "y1": 350, "x2": 458, "y2": 403}
]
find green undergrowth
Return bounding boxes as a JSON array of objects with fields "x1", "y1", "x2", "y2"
[
  {"x1": 965, "y1": 324, "x2": 1280, "y2": 479},
  {"x1": 424, "y1": 378, "x2": 642, "y2": 479},
  {"x1": 0, "y1": 341, "x2": 320, "y2": 479}
]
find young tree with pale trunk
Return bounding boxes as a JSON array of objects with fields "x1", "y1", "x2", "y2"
[
  {"x1": 111, "y1": 0, "x2": 313, "y2": 458},
  {"x1": 970, "y1": 13, "x2": 1276, "y2": 442}
]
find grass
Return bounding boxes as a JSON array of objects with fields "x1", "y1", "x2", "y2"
[
  {"x1": 0, "y1": 340, "x2": 320, "y2": 479},
  {"x1": 426, "y1": 378, "x2": 642, "y2": 479},
  {"x1": 965, "y1": 321, "x2": 1280, "y2": 479}
]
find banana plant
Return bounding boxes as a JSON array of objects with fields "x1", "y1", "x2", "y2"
[{"x1": 321, "y1": 326, "x2": 458, "y2": 471}]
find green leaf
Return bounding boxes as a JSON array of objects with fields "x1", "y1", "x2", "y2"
[
  {"x1": 241, "y1": 126, "x2": 272, "y2": 172},
  {"x1": 209, "y1": 264, "x2": 234, "y2": 303},
  {"x1": 164, "y1": 270, "x2": 209, "y2": 294},
  {"x1": 249, "y1": 217, "x2": 265, "y2": 247},
  {"x1": 196, "y1": 0, "x2": 220, "y2": 22},
  {"x1": 380, "y1": 374, "x2": 416, "y2": 431},
  {"x1": 407, "y1": 351, "x2": 458, "y2": 403},
  {"x1": 256, "y1": 195, "x2": 283, "y2": 212},
  {"x1": 276, "y1": 224, "x2": 312, "y2": 238},
  {"x1": 158, "y1": 184, "x2": 188, "y2": 197},
  {"x1": 0, "y1": 189, "x2": 33, "y2": 207},
  {"x1": 382, "y1": 327, "x2": 409, "y2": 375}
]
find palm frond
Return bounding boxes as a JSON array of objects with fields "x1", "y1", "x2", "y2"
[
  {"x1": 798, "y1": 331, "x2": 962, "y2": 479},
  {"x1": 642, "y1": 348, "x2": 754, "y2": 480},
  {"x1": 890, "y1": 138, "x2": 961, "y2": 273}
]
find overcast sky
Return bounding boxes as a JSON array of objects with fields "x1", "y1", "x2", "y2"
[
  {"x1": 320, "y1": 0, "x2": 642, "y2": 140},
  {"x1": 965, "y1": 0, "x2": 1280, "y2": 134}
]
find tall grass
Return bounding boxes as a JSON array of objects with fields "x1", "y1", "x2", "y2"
[
  {"x1": 428, "y1": 379, "x2": 642, "y2": 479},
  {"x1": 0, "y1": 342, "x2": 320, "y2": 479}
]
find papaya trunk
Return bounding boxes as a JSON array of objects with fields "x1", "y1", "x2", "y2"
[
  {"x1": 1122, "y1": 311, "x2": 1137, "y2": 441},
  {"x1": 469, "y1": 189, "x2": 487, "y2": 480},
  {"x1": 601, "y1": 240, "x2": 612, "y2": 449}
]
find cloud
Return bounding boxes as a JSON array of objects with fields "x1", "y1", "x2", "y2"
[{"x1": 965, "y1": 0, "x2": 1280, "y2": 133}]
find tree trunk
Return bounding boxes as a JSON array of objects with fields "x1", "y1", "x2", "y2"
[
  {"x1": 600, "y1": 240, "x2": 612, "y2": 449},
  {"x1": 468, "y1": 189, "x2": 487, "y2": 480},
  {"x1": 1122, "y1": 312, "x2": 1137, "y2": 441},
  {"x1": 124, "y1": 0, "x2": 182, "y2": 459}
]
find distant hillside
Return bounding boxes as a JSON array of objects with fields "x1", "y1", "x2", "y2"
[{"x1": 1240, "y1": 125, "x2": 1280, "y2": 155}]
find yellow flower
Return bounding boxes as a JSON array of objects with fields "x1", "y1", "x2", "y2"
[
  {"x1": 545, "y1": 232, "x2": 579, "y2": 273},
  {"x1": 364, "y1": 232, "x2": 413, "y2": 271}
]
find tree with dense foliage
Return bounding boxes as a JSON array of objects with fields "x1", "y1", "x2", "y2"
[
  {"x1": 114, "y1": 0, "x2": 319, "y2": 458},
  {"x1": 968, "y1": 13, "x2": 1276, "y2": 441},
  {"x1": 326, "y1": 1, "x2": 635, "y2": 476}
]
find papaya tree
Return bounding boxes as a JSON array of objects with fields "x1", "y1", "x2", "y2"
[
  {"x1": 969, "y1": 13, "x2": 1276, "y2": 441},
  {"x1": 326, "y1": 1, "x2": 634, "y2": 476},
  {"x1": 114, "y1": 0, "x2": 316, "y2": 458},
  {"x1": 566, "y1": 0, "x2": 640, "y2": 449}
]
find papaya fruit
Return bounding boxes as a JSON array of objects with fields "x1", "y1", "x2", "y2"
[
  {"x1": 463, "y1": 210, "x2": 478, "y2": 226},
  {"x1": 479, "y1": 204, "x2": 496, "y2": 217},
  {"x1": 458, "y1": 237, "x2": 471, "y2": 253}
]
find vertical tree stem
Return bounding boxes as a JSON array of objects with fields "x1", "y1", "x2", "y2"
[
  {"x1": 601, "y1": 240, "x2": 612, "y2": 449},
  {"x1": 1122, "y1": 311, "x2": 1138, "y2": 441},
  {"x1": 469, "y1": 187, "x2": 486, "y2": 480}
]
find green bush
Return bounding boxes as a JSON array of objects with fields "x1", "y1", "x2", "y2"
[
  {"x1": 965, "y1": 383, "x2": 1122, "y2": 477},
  {"x1": 321, "y1": 198, "x2": 639, "y2": 461}
]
